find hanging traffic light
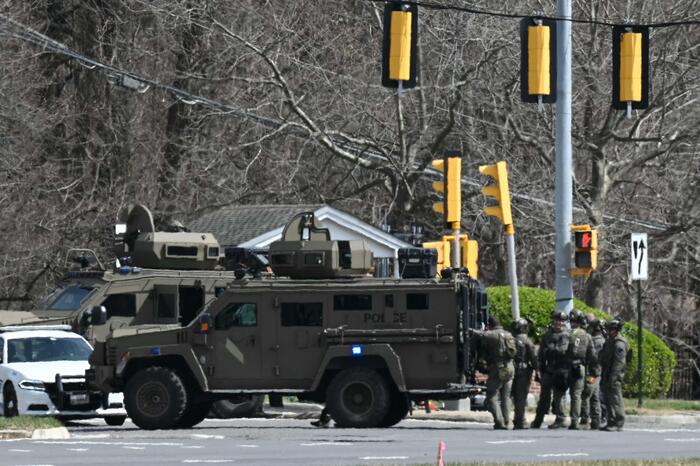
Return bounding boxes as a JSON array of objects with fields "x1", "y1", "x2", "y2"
[
  {"x1": 479, "y1": 161, "x2": 513, "y2": 228},
  {"x1": 520, "y1": 17, "x2": 557, "y2": 104},
  {"x1": 612, "y1": 25, "x2": 650, "y2": 110},
  {"x1": 424, "y1": 234, "x2": 479, "y2": 278},
  {"x1": 431, "y1": 151, "x2": 462, "y2": 228},
  {"x1": 571, "y1": 224, "x2": 598, "y2": 277},
  {"x1": 381, "y1": 2, "x2": 418, "y2": 89}
]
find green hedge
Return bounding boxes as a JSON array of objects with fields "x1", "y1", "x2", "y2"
[{"x1": 486, "y1": 286, "x2": 676, "y2": 398}]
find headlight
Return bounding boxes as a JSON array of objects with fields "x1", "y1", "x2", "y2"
[{"x1": 18, "y1": 379, "x2": 46, "y2": 391}]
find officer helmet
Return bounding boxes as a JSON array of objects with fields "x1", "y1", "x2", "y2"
[
  {"x1": 586, "y1": 313, "x2": 600, "y2": 329},
  {"x1": 605, "y1": 317, "x2": 624, "y2": 331},
  {"x1": 551, "y1": 310, "x2": 568, "y2": 322},
  {"x1": 570, "y1": 309, "x2": 585, "y2": 325},
  {"x1": 512, "y1": 318, "x2": 530, "y2": 333}
]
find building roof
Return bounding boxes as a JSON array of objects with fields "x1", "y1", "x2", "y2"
[{"x1": 188, "y1": 204, "x2": 324, "y2": 247}]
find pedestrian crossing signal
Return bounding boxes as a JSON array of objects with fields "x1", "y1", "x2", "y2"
[{"x1": 571, "y1": 225, "x2": 597, "y2": 277}]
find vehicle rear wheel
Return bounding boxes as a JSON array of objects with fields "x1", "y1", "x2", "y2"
[
  {"x1": 104, "y1": 415, "x2": 127, "y2": 426},
  {"x1": 176, "y1": 401, "x2": 212, "y2": 428},
  {"x1": 210, "y1": 395, "x2": 264, "y2": 419},
  {"x1": 378, "y1": 393, "x2": 409, "y2": 427},
  {"x1": 326, "y1": 368, "x2": 390, "y2": 428},
  {"x1": 3, "y1": 384, "x2": 19, "y2": 417},
  {"x1": 124, "y1": 366, "x2": 187, "y2": 430}
]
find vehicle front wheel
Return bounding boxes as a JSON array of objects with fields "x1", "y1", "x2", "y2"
[
  {"x1": 326, "y1": 368, "x2": 390, "y2": 428},
  {"x1": 176, "y1": 401, "x2": 212, "y2": 428},
  {"x1": 378, "y1": 393, "x2": 409, "y2": 427},
  {"x1": 124, "y1": 367, "x2": 187, "y2": 430},
  {"x1": 104, "y1": 415, "x2": 127, "y2": 426},
  {"x1": 3, "y1": 384, "x2": 19, "y2": 417}
]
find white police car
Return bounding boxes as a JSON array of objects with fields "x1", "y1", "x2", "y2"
[{"x1": 0, "y1": 325, "x2": 126, "y2": 425}]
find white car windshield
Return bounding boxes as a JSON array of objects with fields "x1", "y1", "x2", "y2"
[
  {"x1": 44, "y1": 286, "x2": 95, "y2": 311},
  {"x1": 7, "y1": 337, "x2": 92, "y2": 363}
]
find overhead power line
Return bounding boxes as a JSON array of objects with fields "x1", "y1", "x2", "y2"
[
  {"x1": 366, "y1": 0, "x2": 700, "y2": 28},
  {"x1": 0, "y1": 13, "x2": 672, "y2": 232}
]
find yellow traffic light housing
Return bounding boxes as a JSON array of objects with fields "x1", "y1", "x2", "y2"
[
  {"x1": 479, "y1": 161, "x2": 513, "y2": 230},
  {"x1": 571, "y1": 224, "x2": 598, "y2": 277},
  {"x1": 431, "y1": 152, "x2": 462, "y2": 228},
  {"x1": 423, "y1": 239, "x2": 451, "y2": 273},
  {"x1": 424, "y1": 234, "x2": 479, "y2": 279},
  {"x1": 612, "y1": 26, "x2": 649, "y2": 110},
  {"x1": 382, "y1": 2, "x2": 418, "y2": 89},
  {"x1": 520, "y1": 17, "x2": 557, "y2": 104}
]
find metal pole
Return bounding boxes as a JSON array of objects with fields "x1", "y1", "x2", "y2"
[
  {"x1": 637, "y1": 280, "x2": 643, "y2": 407},
  {"x1": 452, "y1": 227, "x2": 460, "y2": 271},
  {"x1": 554, "y1": 0, "x2": 573, "y2": 314},
  {"x1": 505, "y1": 226, "x2": 520, "y2": 320}
]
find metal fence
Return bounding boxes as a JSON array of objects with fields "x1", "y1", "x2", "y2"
[{"x1": 669, "y1": 358, "x2": 699, "y2": 400}]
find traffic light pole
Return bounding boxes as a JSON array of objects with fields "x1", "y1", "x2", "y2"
[
  {"x1": 505, "y1": 224, "x2": 520, "y2": 320},
  {"x1": 554, "y1": 0, "x2": 574, "y2": 314}
]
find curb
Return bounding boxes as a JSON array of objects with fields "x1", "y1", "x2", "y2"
[{"x1": 0, "y1": 427, "x2": 70, "y2": 441}]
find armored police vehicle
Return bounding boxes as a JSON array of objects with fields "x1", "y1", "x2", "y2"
[
  {"x1": 88, "y1": 212, "x2": 487, "y2": 429},
  {"x1": 0, "y1": 204, "x2": 263, "y2": 418}
]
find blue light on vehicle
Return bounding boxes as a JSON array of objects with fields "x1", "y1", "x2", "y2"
[
  {"x1": 150, "y1": 347, "x2": 161, "y2": 355},
  {"x1": 118, "y1": 266, "x2": 131, "y2": 274},
  {"x1": 351, "y1": 345, "x2": 363, "y2": 356}
]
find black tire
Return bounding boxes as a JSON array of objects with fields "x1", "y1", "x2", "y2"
[
  {"x1": 326, "y1": 368, "x2": 390, "y2": 428},
  {"x1": 378, "y1": 393, "x2": 409, "y2": 427},
  {"x1": 124, "y1": 366, "x2": 187, "y2": 430},
  {"x1": 176, "y1": 401, "x2": 212, "y2": 428},
  {"x1": 210, "y1": 395, "x2": 264, "y2": 419},
  {"x1": 3, "y1": 384, "x2": 19, "y2": 417},
  {"x1": 104, "y1": 415, "x2": 127, "y2": 426}
]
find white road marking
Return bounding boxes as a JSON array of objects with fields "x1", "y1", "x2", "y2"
[
  {"x1": 182, "y1": 461, "x2": 234, "y2": 464},
  {"x1": 360, "y1": 456, "x2": 409, "y2": 460},
  {"x1": 9, "y1": 449, "x2": 31, "y2": 452},
  {"x1": 181, "y1": 446, "x2": 205, "y2": 449},
  {"x1": 486, "y1": 439, "x2": 537, "y2": 444},
  {"x1": 72, "y1": 433, "x2": 110, "y2": 439},
  {"x1": 66, "y1": 448, "x2": 89, "y2": 452},
  {"x1": 236, "y1": 444, "x2": 259, "y2": 448},
  {"x1": 33, "y1": 440, "x2": 183, "y2": 447},
  {"x1": 301, "y1": 442, "x2": 353, "y2": 446},
  {"x1": 664, "y1": 438, "x2": 700, "y2": 442},
  {"x1": 191, "y1": 434, "x2": 224, "y2": 440},
  {"x1": 123, "y1": 446, "x2": 146, "y2": 450},
  {"x1": 538, "y1": 453, "x2": 590, "y2": 458}
]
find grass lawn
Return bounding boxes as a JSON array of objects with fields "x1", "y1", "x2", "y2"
[
  {"x1": 0, "y1": 416, "x2": 63, "y2": 430},
  {"x1": 625, "y1": 398, "x2": 700, "y2": 415}
]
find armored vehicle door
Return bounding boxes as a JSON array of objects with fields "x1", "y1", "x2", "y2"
[
  {"x1": 199, "y1": 299, "x2": 264, "y2": 389},
  {"x1": 268, "y1": 293, "x2": 325, "y2": 388}
]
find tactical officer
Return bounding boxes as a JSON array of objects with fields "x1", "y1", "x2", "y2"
[
  {"x1": 473, "y1": 316, "x2": 516, "y2": 429},
  {"x1": 600, "y1": 318, "x2": 629, "y2": 431},
  {"x1": 580, "y1": 314, "x2": 605, "y2": 429},
  {"x1": 566, "y1": 310, "x2": 597, "y2": 430},
  {"x1": 531, "y1": 310, "x2": 570, "y2": 429},
  {"x1": 511, "y1": 317, "x2": 538, "y2": 429}
]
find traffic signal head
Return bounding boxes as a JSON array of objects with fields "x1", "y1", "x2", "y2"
[
  {"x1": 478, "y1": 161, "x2": 513, "y2": 227},
  {"x1": 382, "y1": 2, "x2": 418, "y2": 89},
  {"x1": 520, "y1": 17, "x2": 557, "y2": 104},
  {"x1": 612, "y1": 25, "x2": 650, "y2": 110},
  {"x1": 431, "y1": 152, "x2": 462, "y2": 228},
  {"x1": 571, "y1": 224, "x2": 598, "y2": 277}
]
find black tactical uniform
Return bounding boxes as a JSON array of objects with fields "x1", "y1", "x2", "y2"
[
  {"x1": 531, "y1": 311, "x2": 570, "y2": 429},
  {"x1": 566, "y1": 310, "x2": 597, "y2": 430},
  {"x1": 581, "y1": 315, "x2": 605, "y2": 429},
  {"x1": 474, "y1": 316, "x2": 515, "y2": 430},
  {"x1": 600, "y1": 318, "x2": 629, "y2": 431},
  {"x1": 511, "y1": 318, "x2": 538, "y2": 429}
]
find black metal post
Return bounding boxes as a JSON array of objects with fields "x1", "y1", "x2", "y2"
[{"x1": 637, "y1": 280, "x2": 643, "y2": 408}]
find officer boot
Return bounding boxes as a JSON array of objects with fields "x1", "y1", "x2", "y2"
[
  {"x1": 590, "y1": 420, "x2": 600, "y2": 430},
  {"x1": 568, "y1": 420, "x2": 579, "y2": 430}
]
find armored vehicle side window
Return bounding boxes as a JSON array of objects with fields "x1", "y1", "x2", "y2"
[
  {"x1": 334, "y1": 294, "x2": 372, "y2": 311},
  {"x1": 0, "y1": 337, "x2": 4, "y2": 363},
  {"x1": 303, "y1": 253, "x2": 323, "y2": 266},
  {"x1": 166, "y1": 246, "x2": 198, "y2": 258},
  {"x1": 101, "y1": 293, "x2": 136, "y2": 318},
  {"x1": 270, "y1": 253, "x2": 292, "y2": 265},
  {"x1": 158, "y1": 294, "x2": 176, "y2": 318},
  {"x1": 215, "y1": 303, "x2": 257, "y2": 329},
  {"x1": 281, "y1": 302, "x2": 323, "y2": 327},
  {"x1": 207, "y1": 246, "x2": 220, "y2": 258},
  {"x1": 406, "y1": 293, "x2": 430, "y2": 310},
  {"x1": 46, "y1": 286, "x2": 94, "y2": 311}
]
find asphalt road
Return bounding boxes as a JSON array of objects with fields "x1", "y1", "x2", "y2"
[{"x1": 4, "y1": 417, "x2": 700, "y2": 466}]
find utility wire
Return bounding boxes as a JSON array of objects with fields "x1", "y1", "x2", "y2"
[
  {"x1": 0, "y1": 14, "x2": 673, "y2": 232},
  {"x1": 368, "y1": 0, "x2": 700, "y2": 28}
]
